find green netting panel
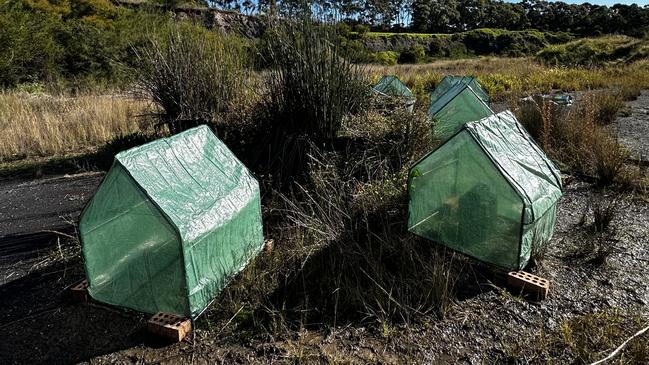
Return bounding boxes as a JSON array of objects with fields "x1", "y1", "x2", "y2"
[
  {"x1": 430, "y1": 75, "x2": 489, "y2": 106},
  {"x1": 408, "y1": 110, "x2": 563, "y2": 269},
  {"x1": 80, "y1": 125, "x2": 264, "y2": 318},
  {"x1": 466, "y1": 111, "x2": 563, "y2": 224},
  {"x1": 429, "y1": 83, "x2": 494, "y2": 142},
  {"x1": 408, "y1": 132, "x2": 524, "y2": 269},
  {"x1": 373, "y1": 75, "x2": 414, "y2": 98},
  {"x1": 520, "y1": 204, "x2": 558, "y2": 267},
  {"x1": 184, "y1": 195, "x2": 262, "y2": 317},
  {"x1": 80, "y1": 162, "x2": 188, "y2": 315}
]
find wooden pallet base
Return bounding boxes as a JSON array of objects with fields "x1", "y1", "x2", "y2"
[
  {"x1": 71, "y1": 279, "x2": 89, "y2": 302},
  {"x1": 147, "y1": 312, "x2": 192, "y2": 342},
  {"x1": 507, "y1": 271, "x2": 550, "y2": 301}
]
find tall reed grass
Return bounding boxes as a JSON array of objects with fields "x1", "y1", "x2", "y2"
[{"x1": 133, "y1": 23, "x2": 249, "y2": 132}]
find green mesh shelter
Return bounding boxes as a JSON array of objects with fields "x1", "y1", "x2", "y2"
[
  {"x1": 428, "y1": 81, "x2": 494, "y2": 142},
  {"x1": 373, "y1": 75, "x2": 416, "y2": 112},
  {"x1": 79, "y1": 125, "x2": 264, "y2": 318},
  {"x1": 430, "y1": 75, "x2": 489, "y2": 106},
  {"x1": 408, "y1": 111, "x2": 562, "y2": 269}
]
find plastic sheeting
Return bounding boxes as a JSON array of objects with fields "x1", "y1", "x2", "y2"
[
  {"x1": 408, "y1": 111, "x2": 562, "y2": 269},
  {"x1": 429, "y1": 75, "x2": 489, "y2": 106},
  {"x1": 79, "y1": 125, "x2": 264, "y2": 318},
  {"x1": 428, "y1": 82, "x2": 494, "y2": 142}
]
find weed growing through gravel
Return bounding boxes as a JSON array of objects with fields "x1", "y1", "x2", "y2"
[{"x1": 506, "y1": 310, "x2": 649, "y2": 364}]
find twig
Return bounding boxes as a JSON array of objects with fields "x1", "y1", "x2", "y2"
[
  {"x1": 38, "y1": 230, "x2": 77, "y2": 240},
  {"x1": 0, "y1": 307, "x2": 60, "y2": 329},
  {"x1": 216, "y1": 305, "x2": 245, "y2": 337},
  {"x1": 590, "y1": 323, "x2": 649, "y2": 365}
]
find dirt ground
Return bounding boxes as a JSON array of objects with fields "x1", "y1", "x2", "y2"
[
  {"x1": 1, "y1": 95, "x2": 648, "y2": 364},
  {"x1": 1, "y1": 176, "x2": 647, "y2": 364},
  {"x1": 0, "y1": 172, "x2": 103, "y2": 286}
]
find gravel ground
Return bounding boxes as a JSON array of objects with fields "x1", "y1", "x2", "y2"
[
  {"x1": 0, "y1": 172, "x2": 103, "y2": 286},
  {"x1": 1, "y1": 177, "x2": 647, "y2": 365},
  {"x1": 1, "y1": 93, "x2": 648, "y2": 364},
  {"x1": 614, "y1": 90, "x2": 649, "y2": 162}
]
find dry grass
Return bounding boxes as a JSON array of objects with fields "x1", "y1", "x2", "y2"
[
  {"x1": 513, "y1": 90, "x2": 642, "y2": 188},
  {"x1": 0, "y1": 92, "x2": 151, "y2": 163},
  {"x1": 367, "y1": 57, "x2": 649, "y2": 101},
  {"x1": 507, "y1": 310, "x2": 649, "y2": 364}
]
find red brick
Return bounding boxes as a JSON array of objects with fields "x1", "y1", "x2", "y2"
[
  {"x1": 147, "y1": 312, "x2": 192, "y2": 342},
  {"x1": 507, "y1": 271, "x2": 550, "y2": 301},
  {"x1": 71, "y1": 279, "x2": 89, "y2": 302}
]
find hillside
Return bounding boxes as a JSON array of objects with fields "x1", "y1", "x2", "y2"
[
  {"x1": 537, "y1": 35, "x2": 649, "y2": 66},
  {"x1": 343, "y1": 28, "x2": 573, "y2": 64}
]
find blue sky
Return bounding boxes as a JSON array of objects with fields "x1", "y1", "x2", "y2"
[{"x1": 507, "y1": 0, "x2": 649, "y2": 5}]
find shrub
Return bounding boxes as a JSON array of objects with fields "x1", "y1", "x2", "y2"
[
  {"x1": 398, "y1": 44, "x2": 427, "y2": 64},
  {"x1": 133, "y1": 23, "x2": 248, "y2": 132},
  {"x1": 428, "y1": 37, "x2": 468, "y2": 58},
  {"x1": 354, "y1": 24, "x2": 370, "y2": 35},
  {"x1": 367, "y1": 51, "x2": 399, "y2": 65},
  {"x1": 0, "y1": 7, "x2": 64, "y2": 86}
]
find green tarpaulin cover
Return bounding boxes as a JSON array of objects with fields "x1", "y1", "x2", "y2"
[
  {"x1": 408, "y1": 110, "x2": 562, "y2": 269},
  {"x1": 429, "y1": 75, "x2": 489, "y2": 106},
  {"x1": 429, "y1": 81, "x2": 494, "y2": 142},
  {"x1": 373, "y1": 75, "x2": 416, "y2": 112},
  {"x1": 79, "y1": 125, "x2": 264, "y2": 318},
  {"x1": 373, "y1": 75, "x2": 415, "y2": 99}
]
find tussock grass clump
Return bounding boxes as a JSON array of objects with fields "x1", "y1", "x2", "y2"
[
  {"x1": 0, "y1": 92, "x2": 148, "y2": 162},
  {"x1": 263, "y1": 21, "x2": 370, "y2": 139},
  {"x1": 134, "y1": 23, "x2": 248, "y2": 132},
  {"x1": 205, "y1": 105, "x2": 459, "y2": 332},
  {"x1": 266, "y1": 109, "x2": 456, "y2": 324},
  {"x1": 253, "y1": 21, "x2": 371, "y2": 185},
  {"x1": 572, "y1": 195, "x2": 619, "y2": 265},
  {"x1": 589, "y1": 92, "x2": 627, "y2": 125},
  {"x1": 515, "y1": 93, "x2": 630, "y2": 187}
]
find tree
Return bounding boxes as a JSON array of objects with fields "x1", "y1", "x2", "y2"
[{"x1": 410, "y1": 0, "x2": 431, "y2": 31}]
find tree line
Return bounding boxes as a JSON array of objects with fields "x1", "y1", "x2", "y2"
[{"x1": 205, "y1": 0, "x2": 649, "y2": 37}]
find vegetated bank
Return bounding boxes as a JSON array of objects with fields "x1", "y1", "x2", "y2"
[
  {"x1": 342, "y1": 28, "x2": 573, "y2": 64},
  {"x1": 537, "y1": 35, "x2": 649, "y2": 66}
]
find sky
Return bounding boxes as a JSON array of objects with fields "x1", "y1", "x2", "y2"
[{"x1": 507, "y1": 0, "x2": 649, "y2": 5}]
